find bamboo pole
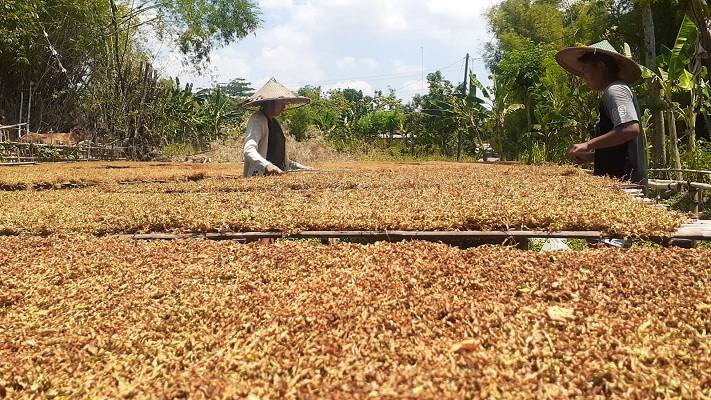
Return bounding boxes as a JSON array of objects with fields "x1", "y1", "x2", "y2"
[
  {"x1": 650, "y1": 168, "x2": 711, "y2": 175},
  {"x1": 648, "y1": 179, "x2": 711, "y2": 191},
  {"x1": 667, "y1": 111, "x2": 683, "y2": 180}
]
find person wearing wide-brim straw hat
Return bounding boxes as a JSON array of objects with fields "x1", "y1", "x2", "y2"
[
  {"x1": 242, "y1": 78, "x2": 313, "y2": 177},
  {"x1": 557, "y1": 40, "x2": 648, "y2": 185}
]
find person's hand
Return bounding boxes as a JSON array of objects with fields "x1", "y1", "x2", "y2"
[
  {"x1": 567, "y1": 142, "x2": 590, "y2": 162},
  {"x1": 265, "y1": 164, "x2": 283, "y2": 175},
  {"x1": 571, "y1": 151, "x2": 594, "y2": 164}
]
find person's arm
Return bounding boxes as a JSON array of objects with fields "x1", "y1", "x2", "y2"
[
  {"x1": 244, "y1": 114, "x2": 282, "y2": 174},
  {"x1": 570, "y1": 151, "x2": 594, "y2": 164},
  {"x1": 569, "y1": 121, "x2": 641, "y2": 155},
  {"x1": 287, "y1": 159, "x2": 310, "y2": 171},
  {"x1": 569, "y1": 84, "x2": 641, "y2": 159}
]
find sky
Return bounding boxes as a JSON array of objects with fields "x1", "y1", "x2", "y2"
[{"x1": 156, "y1": 0, "x2": 500, "y2": 101}]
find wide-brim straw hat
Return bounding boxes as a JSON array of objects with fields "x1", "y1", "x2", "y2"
[
  {"x1": 555, "y1": 40, "x2": 642, "y2": 85},
  {"x1": 241, "y1": 78, "x2": 311, "y2": 109}
]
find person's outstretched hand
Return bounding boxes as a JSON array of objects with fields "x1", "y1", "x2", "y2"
[
  {"x1": 265, "y1": 164, "x2": 284, "y2": 175},
  {"x1": 567, "y1": 142, "x2": 590, "y2": 161}
]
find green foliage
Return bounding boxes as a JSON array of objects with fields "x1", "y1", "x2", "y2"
[
  {"x1": 0, "y1": 0, "x2": 260, "y2": 159},
  {"x1": 283, "y1": 107, "x2": 311, "y2": 141},
  {"x1": 161, "y1": 142, "x2": 198, "y2": 158},
  {"x1": 487, "y1": 0, "x2": 710, "y2": 168},
  {"x1": 486, "y1": 0, "x2": 565, "y2": 67},
  {"x1": 145, "y1": 0, "x2": 261, "y2": 66},
  {"x1": 682, "y1": 140, "x2": 711, "y2": 170},
  {"x1": 214, "y1": 78, "x2": 255, "y2": 99}
]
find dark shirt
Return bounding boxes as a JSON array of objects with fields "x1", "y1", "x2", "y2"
[
  {"x1": 266, "y1": 114, "x2": 286, "y2": 171},
  {"x1": 593, "y1": 81, "x2": 648, "y2": 184}
]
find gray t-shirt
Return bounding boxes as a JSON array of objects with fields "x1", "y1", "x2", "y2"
[{"x1": 593, "y1": 81, "x2": 648, "y2": 184}]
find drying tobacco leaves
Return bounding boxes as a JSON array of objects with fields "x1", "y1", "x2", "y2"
[
  {"x1": 0, "y1": 162, "x2": 242, "y2": 190},
  {"x1": 0, "y1": 162, "x2": 685, "y2": 237},
  {"x1": 0, "y1": 237, "x2": 709, "y2": 399}
]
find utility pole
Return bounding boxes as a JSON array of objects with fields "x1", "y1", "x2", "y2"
[
  {"x1": 463, "y1": 53, "x2": 470, "y2": 96},
  {"x1": 457, "y1": 53, "x2": 470, "y2": 161}
]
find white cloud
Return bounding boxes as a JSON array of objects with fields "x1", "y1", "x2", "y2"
[
  {"x1": 255, "y1": 45, "x2": 323, "y2": 83},
  {"x1": 376, "y1": 1, "x2": 409, "y2": 32},
  {"x1": 336, "y1": 56, "x2": 357, "y2": 70},
  {"x1": 260, "y1": 25, "x2": 311, "y2": 48},
  {"x1": 324, "y1": 80, "x2": 375, "y2": 95},
  {"x1": 397, "y1": 79, "x2": 425, "y2": 100},
  {"x1": 425, "y1": 0, "x2": 494, "y2": 21},
  {"x1": 393, "y1": 60, "x2": 421, "y2": 75},
  {"x1": 336, "y1": 56, "x2": 380, "y2": 70},
  {"x1": 292, "y1": 3, "x2": 321, "y2": 26},
  {"x1": 158, "y1": 0, "x2": 500, "y2": 97},
  {"x1": 259, "y1": 0, "x2": 294, "y2": 9},
  {"x1": 362, "y1": 58, "x2": 379, "y2": 69}
]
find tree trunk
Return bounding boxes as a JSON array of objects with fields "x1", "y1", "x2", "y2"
[
  {"x1": 685, "y1": 0, "x2": 711, "y2": 71},
  {"x1": 641, "y1": 2, "x2": 667, "y2": 167},
  {"x1": 667, "y1": 111, "x2": 683, "y2": 180},
  {"x1": 523, "y1": 90, "x2": 533, "y2": 164},
  {"x1": 497, "y1": 123, "x2": 506, "y2": 161},
  {"x1": 687, "y1": 109, "x2": 697, "y2": 152},
  {"x1": 656, "y1": 110, "x2": 667, "y2": 166},
  {"x1": 456, "y1": 131, "x2": 462, "y2": 161},
  {"x1": 108, "y1": 0, "x2": 124, "y2": 95}
]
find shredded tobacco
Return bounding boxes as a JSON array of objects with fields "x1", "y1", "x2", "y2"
[
  {"x1": 1, "y1": 238, "x2": 709, "y2": 399},
  {"x1": 0, "y1": 162, "x2": 685, "y2": 237}
]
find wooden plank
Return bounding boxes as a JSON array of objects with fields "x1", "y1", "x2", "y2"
[
  {"x1": 672, "y1": 232, "x2": 711, "y2": 240},
  {"x1": 671, "y1": 219, "x2": 711, "y2": 241},
  {"x1": 0, "y1": 123, "x2": 28, "y2": 129},
  {"x1": 650, "y1": 168, "x2": 711, "y2": 176},
  {"x1": 0, "y1": 162, "x2": 38, "y2": 166},
  {"x1": 649, "y1": 179, "x2": 711, "y2": 191},
  {"x1": 122, "y1": 230, "x2": 606, "y2": 242}
]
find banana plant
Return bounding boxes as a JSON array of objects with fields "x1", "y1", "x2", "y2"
[
  {"x1": 635, "y1": 16, "x2": 700, "y2": 171},
  {"x1": 530, "y1": 83, "x2": 577, "y2": 162},
  {"x1": 445, "y1": 73, "x2": 491, "y2": 160},
  {"x1": 474, "y1": 74, "x2": 524, "y2": 161}
]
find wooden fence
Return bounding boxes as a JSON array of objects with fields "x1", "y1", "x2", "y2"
[{"x1": 0, "y1": 141, "x2": 127, "y2": 163}]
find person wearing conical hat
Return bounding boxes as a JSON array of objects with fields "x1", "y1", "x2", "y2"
[
  {"x1": 557, "y1": 40, "x2": 648, "y2": 185},
  {"x1": 242, "y1": 78, "x2": 313, "y2": 177}
]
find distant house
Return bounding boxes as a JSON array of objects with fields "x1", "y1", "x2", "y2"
[{"x1": 376, "y1": 131, "x2": 408, "y2": 140}]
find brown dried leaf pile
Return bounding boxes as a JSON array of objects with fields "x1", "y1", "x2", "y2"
[
  {"x1": 0, "y1": 162, "x2": 242, "y2": 190},
  {"x1": 1, "y1": 237, "x2": 709, "y2": 399},
  {"x1": 0, "y1": 162, "x2": 684, "y2": 237}
]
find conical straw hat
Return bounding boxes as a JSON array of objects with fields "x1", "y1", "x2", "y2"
[
  {"x1": 242, "y1": 78, "x2": 311, "y2": 108},
  {"x1": 555, "y1": 40, "x2": 642, "y2": 85}
]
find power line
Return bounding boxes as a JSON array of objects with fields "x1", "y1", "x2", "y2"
[
  {"x1": 395, "y1": 55, "x2": 482, "y2": 97},
  {"x1": 282, "y1": 56, "x2": 466, "y2": 88}
]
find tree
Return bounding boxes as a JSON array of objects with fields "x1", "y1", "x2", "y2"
[
  {"x1": 483, "y1": 75, "x2": 524, "y2": 161},
  {"x1": 493, "y1": 43, "x2": 558, "y2": 162},
  {"x1": 680, "y1": 0, "x2": 711, "y2": 71},
  {"x1": 638, "y1": 0, "x2": 667, "y2": 167},
  {"x1": 639, "y1": 17, "x2": 699, "y2": 176},
  {"x1": 218, "y1": 78, "x2": 255, "y2": 99},
  {"x1": 415, "y1": 72, "x2": 460, "y2": 157},
  {"x1": 108, "y1": 0, "x2": 261, "y2": 67},
  {"x1": 486, "y1": 0, "x2": 565, "y2": 68}
]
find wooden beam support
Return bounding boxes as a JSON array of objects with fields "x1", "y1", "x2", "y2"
[
  {"x1": 119, "y1": 224, "x2": 711, "y2": 244},
  {"x1": 122, "y1": 230, "x2": 606, "y2": 242}
]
